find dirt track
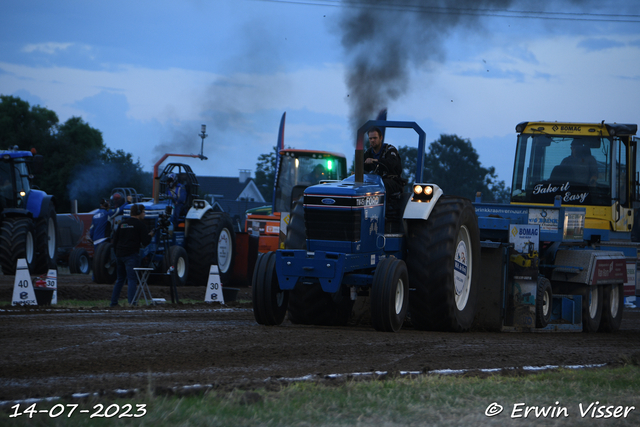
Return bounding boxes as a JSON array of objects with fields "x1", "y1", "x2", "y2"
[{"x1": 1, "y1": 273, "x2": 639, "y2": 403}]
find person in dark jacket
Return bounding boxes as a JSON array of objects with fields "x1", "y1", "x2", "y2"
[
  {"x1": 110, "y1": 204, "x2": 154, "y2": 306},
  {"x1": 364, "y1": 126, "x2": 405, "y2": 196}
]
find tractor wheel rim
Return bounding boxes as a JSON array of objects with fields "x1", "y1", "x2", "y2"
[
  {"x1": 177, "y1": 257, "x2": 186, "y2": 278},
  {"x1": 26, "y1": 231, "x2": 35, "y2": 264},
  {"x1": 543, "y1": 289, "x2": 551, "y2": 317},
  {"x1": 610, "y1": 285, "x2": 620, "y2": 317},
  {"x1": 454, "y1": 225, "x2": 472, "y2": 311},
  {"x1": 47, "y1": 217, "x2": 56, "y2": 256},
  {"x1": 589, "y1": 287, "x2": 598, "y2": 319},
  {"x1": 395, "y1": 278, "x2": 405, "y2": 315},
  {"x1": 217, "y1": 228, "x2": 232, "y2": 273}
]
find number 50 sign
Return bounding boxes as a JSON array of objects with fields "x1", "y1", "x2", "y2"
[{"x1": 204, "y1": 265, "x2": 225, "y2": 304}]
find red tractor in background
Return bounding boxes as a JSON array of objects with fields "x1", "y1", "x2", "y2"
[{"x1": 245, "y1": 112, "x2": 348, "y2": 252}]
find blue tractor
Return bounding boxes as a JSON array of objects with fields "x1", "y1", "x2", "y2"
[
  {"x1": 252, "y1": 120, "x2": 481, "y2": 332},
  {"x1": 92, "y1": 163, "x2": 236, "y2": 288},
  {"x1": 0, "y1": 147, "x2": 58, "y2": 275}
]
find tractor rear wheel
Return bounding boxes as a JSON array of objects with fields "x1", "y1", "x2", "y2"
[
  {"x1": 582, "y1": 285, "x2": 603, "y2": 333},
  {"x1": 69, "y1": 248, "x2": 91, "y2": 275},
  {"x1": 0, "y1": 218, "x2": 36, "y2": 275},
  {"x1": 186, "y1": 211, "x2": 235, "y2": 286},
  {"x1": 371, "y1": 257, "x2": 409, "y2": 332},
  {"x1": 34, "y1": 203, "x2": 58, "y2": 274},
  {"x1": 406, "y1": 197, "x2": 480, "y2": 332},
  {"x1": 535, "y1": 277, "x2": 553, "y2": 328},
  {"x1": 252, "y1": 251, "x2": 289, "y2": 325},
  {"x1": 93, "y1": 242, "x2": 116, "y2": 284},
  {"x1": 598, "y1": 283, "x2": 624, "y2": 333}
]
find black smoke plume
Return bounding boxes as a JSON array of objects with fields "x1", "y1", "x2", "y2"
[{"x1": 339, "y1": 0, "x2": 516, "y2": 129}]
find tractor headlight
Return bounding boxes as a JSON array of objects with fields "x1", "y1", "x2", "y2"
[{"x1": 412, "y1": 185, "x2": 434, "y2": 202}]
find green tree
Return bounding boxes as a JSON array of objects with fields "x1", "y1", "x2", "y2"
[
  {"x1": 0, "y1": 95, "x2": 153, "y2": 212},
  {"x1": 0, "y1": 95, "x2": 58, "y2": 151},
  {"x1": 422, "y1": 134, "x2": 509, "y2": 202},
  {"x1": 254, "y1": 146, "x2": 278, "y2": 203},
  {"x1": 398, "y1": 145, "x2": 418, "y2": 189}
]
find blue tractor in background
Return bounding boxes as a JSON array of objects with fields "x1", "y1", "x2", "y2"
[
  {"x1": 0, "y1": 147, "x2": 58, "y2": 275},
  {"x1": 252, "y1": 120, "x2": 481, "y2": 332},
  {"x1": 92, "y1": 162, "x2": 236, "y2": 288}
]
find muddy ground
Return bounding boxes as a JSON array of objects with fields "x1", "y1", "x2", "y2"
[{"x1": 1, "y1": 273, "x2": 639, "y2": 403}]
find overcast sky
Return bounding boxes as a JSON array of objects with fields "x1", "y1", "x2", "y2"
[{"x1": 1, "y1": 0, "x2": 639, "y2": 187}]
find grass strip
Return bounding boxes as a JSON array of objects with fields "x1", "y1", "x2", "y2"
[{"x1": 5, "y1": 365, "x2": 639, "y2": 427}]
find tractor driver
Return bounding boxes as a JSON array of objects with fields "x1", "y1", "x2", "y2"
[
  {"x1": 364, "y1": 126, "x2": 405, "y2": 198},
  {"x1": 167, "y1": 173, "x2": 187, "y2": 227},
  {"x1": 560, "y1": 139, "x2": 598, "y2": 186}
]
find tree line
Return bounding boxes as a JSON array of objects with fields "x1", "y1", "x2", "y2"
[
  {"x1": 0, "y1": 95, "x2": 151, "y2": 213},
  {"x1": 1, "y1": 95, "x2": 510, "y2": 214}
]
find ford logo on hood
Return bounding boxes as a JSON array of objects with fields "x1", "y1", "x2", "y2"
[{"x1": 321, "y1": 198, "x2": 336, "y2": 205}]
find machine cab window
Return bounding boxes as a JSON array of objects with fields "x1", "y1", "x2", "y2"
[{"x1": 511, "y1": 133, "x2": 613, "y2": 206}]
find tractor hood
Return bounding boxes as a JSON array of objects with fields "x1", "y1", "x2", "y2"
[{"x1": 303, "y1": 174, "x2": 386, "y2": 254}]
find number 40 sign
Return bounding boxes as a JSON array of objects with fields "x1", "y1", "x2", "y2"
[{"x1": 204, "y1": 265, "x2": 225, "y2": 304}]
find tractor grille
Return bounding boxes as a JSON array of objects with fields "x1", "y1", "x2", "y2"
[{"x1": 305, "y1": 209, "x2": 361, "y2": 241}]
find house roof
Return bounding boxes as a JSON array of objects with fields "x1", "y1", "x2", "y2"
[{"x1": 197, "y1": 176, "x2": 262, "y2": 202}]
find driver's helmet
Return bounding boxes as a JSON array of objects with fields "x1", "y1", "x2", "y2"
[
  {"x1": 110, "y1": 192, "x2": 124, "y2": 208},
  {"x1": 167, "y1": 173, "x2": 177, "y2": 185}
]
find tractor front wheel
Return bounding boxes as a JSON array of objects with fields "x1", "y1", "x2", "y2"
[
  {"x1": 69, "y1": 248, "x2": 91, "y2": 275},
  {"x1": 0, "y1": 218, "x2": 36, "y2": 275},
  {"x1": 165, "y1": 245, "x2": 189, "y2": 288},
  {"x1": 35, "y1": 203, "x2": 58, "y2": 274},
  {"x1": 252, "y1": 252, "x2": 289, "y2": 325},
  {"x1": 371, "y1": 257, "x2": 409, "y2": 332}
]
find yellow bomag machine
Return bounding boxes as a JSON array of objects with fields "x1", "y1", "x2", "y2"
[{"x1": 474, "y1": 121, "x2": 638, "y2": 332}]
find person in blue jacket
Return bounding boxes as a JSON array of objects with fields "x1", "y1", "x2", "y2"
[
  {"x1": 166, "y1": 173, "x2": 187, "y2": 227},
  {"x1": 89, "y1": 199, "x2": 111, "y2": 248}
]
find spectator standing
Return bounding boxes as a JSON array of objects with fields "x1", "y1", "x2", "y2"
[{"x1": 110, "y1": 204, "x2": 154, "y2": 307}]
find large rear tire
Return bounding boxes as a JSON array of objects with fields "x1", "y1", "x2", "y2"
[
  {"x1": 0, "y1": 218, "x2": 36, "y2": 275},
  {"x1": 598, "y1": 283, "x2": 624, "y2": 333},
  {"x1": 186, "y1": 211, "x2": 235, "y2": 286},
  {"x1": 69, "y1": 248, "x2": 91, "y2": 275},
  {"x1": 252, "y1": 252, "x2": 289, "y2": 325},
  {"x1": 93, "y1": 242, "x2": 116, "y2": 284},
  {"x1": 406, "y1": 197, "x2": 480, "y2": 332},
  {"x1": 34, "y1": 203, "x2": 58, "y2": 274},
  {"x1": 371, "y1": 257, "x2": 409, "y2": 332},
  {"x1": 582, "y1": 285, "x2": 603, "y2": 333}
]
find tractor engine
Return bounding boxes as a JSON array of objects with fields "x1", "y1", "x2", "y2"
[{"x1": 302, "y1": 174, "x2": 386, "y2": 254}]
